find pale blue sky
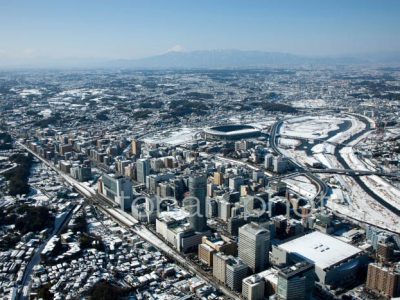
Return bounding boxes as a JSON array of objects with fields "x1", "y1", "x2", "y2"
[{"x1": 0, "y1": 0, "x2": 399, "y2": 62}]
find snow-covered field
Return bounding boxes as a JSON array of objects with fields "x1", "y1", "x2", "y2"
[
  {"x1": 143, "y1": 127, "x2": 199, "y2": 146},
  {"x1": 278, "y1": 138, "x2": 301, "y2": 148},
  {"x1": 284, "y1": 175, "x2": 318, "y2": 200},
  {"x1": 19, "y1": 89, "x2": 42, "y2": 97},
  {"x1": 276, "y1": 114, "x2": 400, "y2": 233},
  {"x1": 311, "y1": 143, "x2": 335, "y2": 155},
  {"x1": 291, "y1": 99, "x2": 327, "y2": 108},
  {"x1": 340, "y1": 145, "x2": 400, "y2": 211},
  {"x1": 328, "y1": 117, "x2": 365, "y2": 145},
  {"x1": 281, "y1": 116, "x2": 342, "y2": 140}
]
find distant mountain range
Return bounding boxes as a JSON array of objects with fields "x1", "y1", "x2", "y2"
[
  {"x1": 108, "y1": 50, "x2": 400, "y2": 69},
  {"x1": 2, "y1": 49, "x2": 400, "y2": 69}
]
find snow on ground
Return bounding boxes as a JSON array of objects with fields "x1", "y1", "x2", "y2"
[
  {"x1": 277, "y1": 115, "x2": 399, "y2": 232},
  {"x1": 311, "y1": 143, "x2": 335, "y2": 155},
  {"x1": 19, "y1": 89, "x2": 42, "y2": 97},
  {"x1": 340, "y1": 145, "x2": 400, "y2": 211},
  {"x1": 323, "y1": 153, "x2": 399, "y2": 232},
  {"x1": 143, "y1": 127, "x2": 199, "y2": 146},
  {"x1": 278, "y1": 138, "x2": 301, "y2": 148},
  {"x1": 39, "y1": 109, "x2": 52, "y2": 117},
  {"x1": 291, "y1": 99, "x2": 327, "y2": 108},
  {"x1": 314, "y1": 153, "x2": 333, "y2": 169},
  {"x1": 328, "y1": 117, "x2": 365, "y2": 145},
  {"x1": 279, "y1": 148, "x2": 319, "y2": 167},
  {"x1": 284, "y1": 175, "x2": 317, "y2": 200},
  {"x1": 326, "y1": 179, "x2": 400, "y2": 233},
  {"x1": 281, "y1": 116, "x2": 342, "y2": 140}
]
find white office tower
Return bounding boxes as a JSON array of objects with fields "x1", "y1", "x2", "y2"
[
  {"x1": 136, "y1": 158, "x2": 150, "y2": 184},
  {"x1": 239, "y1": 222, "x2": 270, "y2": 273}
]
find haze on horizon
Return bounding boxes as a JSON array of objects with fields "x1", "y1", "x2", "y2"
[{"x1": 1, "y1": 0, "x2": 400, "y2": 67}]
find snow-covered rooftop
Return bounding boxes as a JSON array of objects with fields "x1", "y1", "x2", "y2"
[{"x1": 278, "y1": 231, "x2": 363, "y2": 270}]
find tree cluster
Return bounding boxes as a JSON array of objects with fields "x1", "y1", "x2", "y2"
[{"x1": 3, "y1": 153, "x2": 33, "y2": 196}]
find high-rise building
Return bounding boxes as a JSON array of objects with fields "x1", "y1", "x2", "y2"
[
  {"x1": 226, "y1": 257, "x2": 248, "y2": 291},
  {"x1": 238, "y1": 222, "x2": 270, "y2": 273},
  {"x1": 184, "y1": 174, "x2": 207, "y2": 232},
  {"x1": 99, "y1": 174, "x2": 133, "y2": 210},
  {"x1": 273, "y1": 156, "x2": 289, "y2": 174},
  {"x1": 276, "y1": 262, "x2": 315, "y2": 300},
  {"x1": 229, "y1": 176, "x2": 244, "y2": 191},
  {"x1": 198, "y1": 243, "x2": 216, "y2": 266},
  {"x1": 131, "y1": 139, "x2": 141, "y2": 156},
  {"x1": 219, "y1": 200, "x2": 232, "y2": 222},
  {"x1": 264, "y1": 154, "x2": 274, "y2": 170},
  {"x1": 228, "y1": 215, "x2": 246, "y2": 236},
  {"x1": 366, "y1": 263, "x2": 400, "y2": 298},
  {"x1": 213, "y1": 171, "x2": 224, "y2": 185},
  {"x1": 136, "y1": 158, "x2": 150, "y2": 184},
  {"x1": 376, "y1": 242, "x2": 394, "y2": 262}
]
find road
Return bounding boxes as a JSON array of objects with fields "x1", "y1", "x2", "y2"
[
  {"x1": 0, "y1": 162, "x2": 17, "y2": 174},
  {"x1": 269, "y1": 119, "x2": 328, "y2": 206},
  {"x1": 333, "y1": 115, "x2": 400, "y2": 217},
  {"x1": 270, "y1": 115, "x2": 400, "y2": 219},
  {"x1": 309, "y1": 167, "x2": 400, "y2": 178},
  {"x1": 18, "y1": 206, "x2": 76, "y2": 300}
]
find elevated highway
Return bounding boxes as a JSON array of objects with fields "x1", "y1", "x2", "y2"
[{"x1": 269, "y1": 120, "x2": 329, "y2": 206}]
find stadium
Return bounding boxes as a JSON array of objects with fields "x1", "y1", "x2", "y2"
[{"x1": 203, "y1": 124, "x2": 262, "y2": 141}]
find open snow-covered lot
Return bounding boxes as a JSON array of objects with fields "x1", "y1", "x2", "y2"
[
  {"x1": 143, "y1": 127, "x2": 199, "y2": 146},
  {"x1": 280, "y1": 116, "x2": 343, "y2": 140},
  {"x1": 277, "y1": 114, "x2": 400, "y2": 233}
]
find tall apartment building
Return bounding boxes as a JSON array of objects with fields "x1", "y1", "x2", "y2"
[
  {"x1": 99, "y1": 174, "x2": 133, "y2": 210},
  {"x1": 366, "y1": 263, "x2": 400, "y2": 298}
]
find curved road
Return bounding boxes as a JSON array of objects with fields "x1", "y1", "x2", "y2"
[
  {"x1": 269, "y1": 119, "x2": 328, "y2": 206},
  {"x1": 270, "y1": 115, "x2": 400, "y2": 218}
]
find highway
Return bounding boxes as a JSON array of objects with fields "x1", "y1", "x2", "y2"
[
  {"x1": 269, "y1": 119, "x2": 328, "y2": 206},
  {"x1": 16, "y1": 142, "x2": 239, "y2": 299},
  {"x1": 309, "y1": 167, "x2": 400, "y2": 178},
  {"x1": 270, "y1": 115, "x2": 400, "y2": 218},
  {"x1": 333, "y1": 116, "x2": 400, "y2": 217}
]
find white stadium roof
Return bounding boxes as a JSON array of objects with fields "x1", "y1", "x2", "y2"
[{"x1": 278, "y1": 231, "x2": 363, "y2": 270}]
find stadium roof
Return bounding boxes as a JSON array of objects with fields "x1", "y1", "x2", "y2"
[{"x1": 278, "y1": 231, "x2": 363, "y2": 270}]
